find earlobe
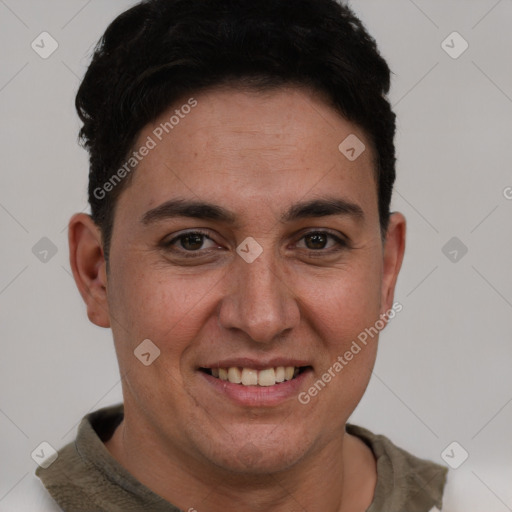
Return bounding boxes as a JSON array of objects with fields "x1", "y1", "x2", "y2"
[
  {"x1": 68, "y1": 213, "x2": 111, "y2": 328},
  {"x1": 380, "y1": 212, "x2": 406, "y2": 317}
]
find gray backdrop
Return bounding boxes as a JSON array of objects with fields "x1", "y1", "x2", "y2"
[{"x1": 1, "y1": 1, "x2": 511, "y2": 510}]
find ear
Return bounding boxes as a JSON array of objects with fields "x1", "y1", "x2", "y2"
[
  {"x1": 380, "y1": 212, "x2": 406, "y2": 316},
  {"x1": 68, "y1": 213, "x2": 110, "y2": 328}
]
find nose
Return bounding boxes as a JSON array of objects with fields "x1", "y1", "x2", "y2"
[{"x1": 217, "y1": 251, "x2": 300, "y2": 344}]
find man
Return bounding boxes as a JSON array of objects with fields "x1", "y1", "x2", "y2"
[{"x1": 35, "y1": 0, "x2": 449, "y2": 510}]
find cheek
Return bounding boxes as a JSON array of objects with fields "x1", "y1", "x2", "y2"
[
  {"x1": 297, "y1": 260, "x2": 383, "y2": 345},
  {"x1": 294, "y1": 256, "x2": 382, "y2": 410},
  {"x1": 106, "y1": 262, "x2": 222, "y2": 408},
  {"x1": 107, "y1": 259, "x2": 222, "y2": 350}
]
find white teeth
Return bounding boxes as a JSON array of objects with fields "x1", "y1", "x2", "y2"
[
  {"x1": 209, "y1": 366, "x2": 300, "y2": 386},
  {"x1": 228, "y1": 367, "x2": 242, "y2": 384},
  {"x1": 241, "y1": 368, "x2": 258, "y2": 386},
  {"x1": 258, "y1": 368, "x2": 276, "y2": 386},
  {"x1": 284, "y1": 366, "x2": 295, "y2": 381}
]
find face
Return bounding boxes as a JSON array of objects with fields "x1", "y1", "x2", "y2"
[{"x1": 74, "y1": 86, "x2": 405, "y2": 475}]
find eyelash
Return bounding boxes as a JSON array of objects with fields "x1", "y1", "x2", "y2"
[{"x1": 162, "y1": 229, "x2": 349, "y2": 258}]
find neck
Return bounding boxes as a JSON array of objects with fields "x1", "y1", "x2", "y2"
[{"x1": 104, "y1": 411, "x2": 376, "y2": 512}]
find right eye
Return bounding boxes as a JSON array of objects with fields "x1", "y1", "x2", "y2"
[{"x1": 161, "y1": 230, "x2": 222, "y2": 257}]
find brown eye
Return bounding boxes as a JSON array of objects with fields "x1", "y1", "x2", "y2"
[
  {"x1": 304, "y1": 233, "x2": 328, "y2": 250},
  {"x1": 297, "y1": 231, "x2": 347, "y2": 252},
  {"x1": 162, "y1": 230, "x2": 218, "y2": 256},
  {"x1": 179, "y1": 233, "x2": 206, "y2": 251}
]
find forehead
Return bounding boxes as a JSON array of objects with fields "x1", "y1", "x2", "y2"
[{"x1": 118, "y1": 86, "x2": 378, "y2": 225}]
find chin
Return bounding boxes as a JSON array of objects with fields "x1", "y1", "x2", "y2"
[{"x1": 198, "y1": 426, "x2": 314, "y2": 475}]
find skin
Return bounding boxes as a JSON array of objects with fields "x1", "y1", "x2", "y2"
[{"x1": 69, "y1": 85, "x2": 406, "y2": 512}]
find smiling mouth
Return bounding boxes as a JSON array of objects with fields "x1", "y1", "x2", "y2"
[{"x1": 200, "y1": 366, "x2": 311, "y2": 386}]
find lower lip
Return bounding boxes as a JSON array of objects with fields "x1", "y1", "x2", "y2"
[{"x1": 199, "y1": 369, "x2": 312, "y2": 407}]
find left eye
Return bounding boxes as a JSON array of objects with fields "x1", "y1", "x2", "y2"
[{"x1": 296, "y1": 231, "x2": 346, "y2": 251}]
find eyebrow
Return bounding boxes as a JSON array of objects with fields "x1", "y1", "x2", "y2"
[{"x1": 140, "y1": 197, "x2": 365, "y2": 225}]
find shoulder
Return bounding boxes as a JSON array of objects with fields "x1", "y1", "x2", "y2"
[
  {"x1": 34, "y1": 439, "x2": 95, "y2": 508},
  {"x1": 0, "y1": 472, "x2": 62, "y2": 512},
  {"x1": 34, "y1": 404, "x2": 177, "y2": 512},
  {"x1": 347, "y1": 425, "x2": 482, "y2": 512},
  {"x1": 346, "y1": 423, "x2": 449, "y2": 512}
]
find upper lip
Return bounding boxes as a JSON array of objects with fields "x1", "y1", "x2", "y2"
[{"x1": 198, "y1": 358, "x2": 311, "y2": 371}]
